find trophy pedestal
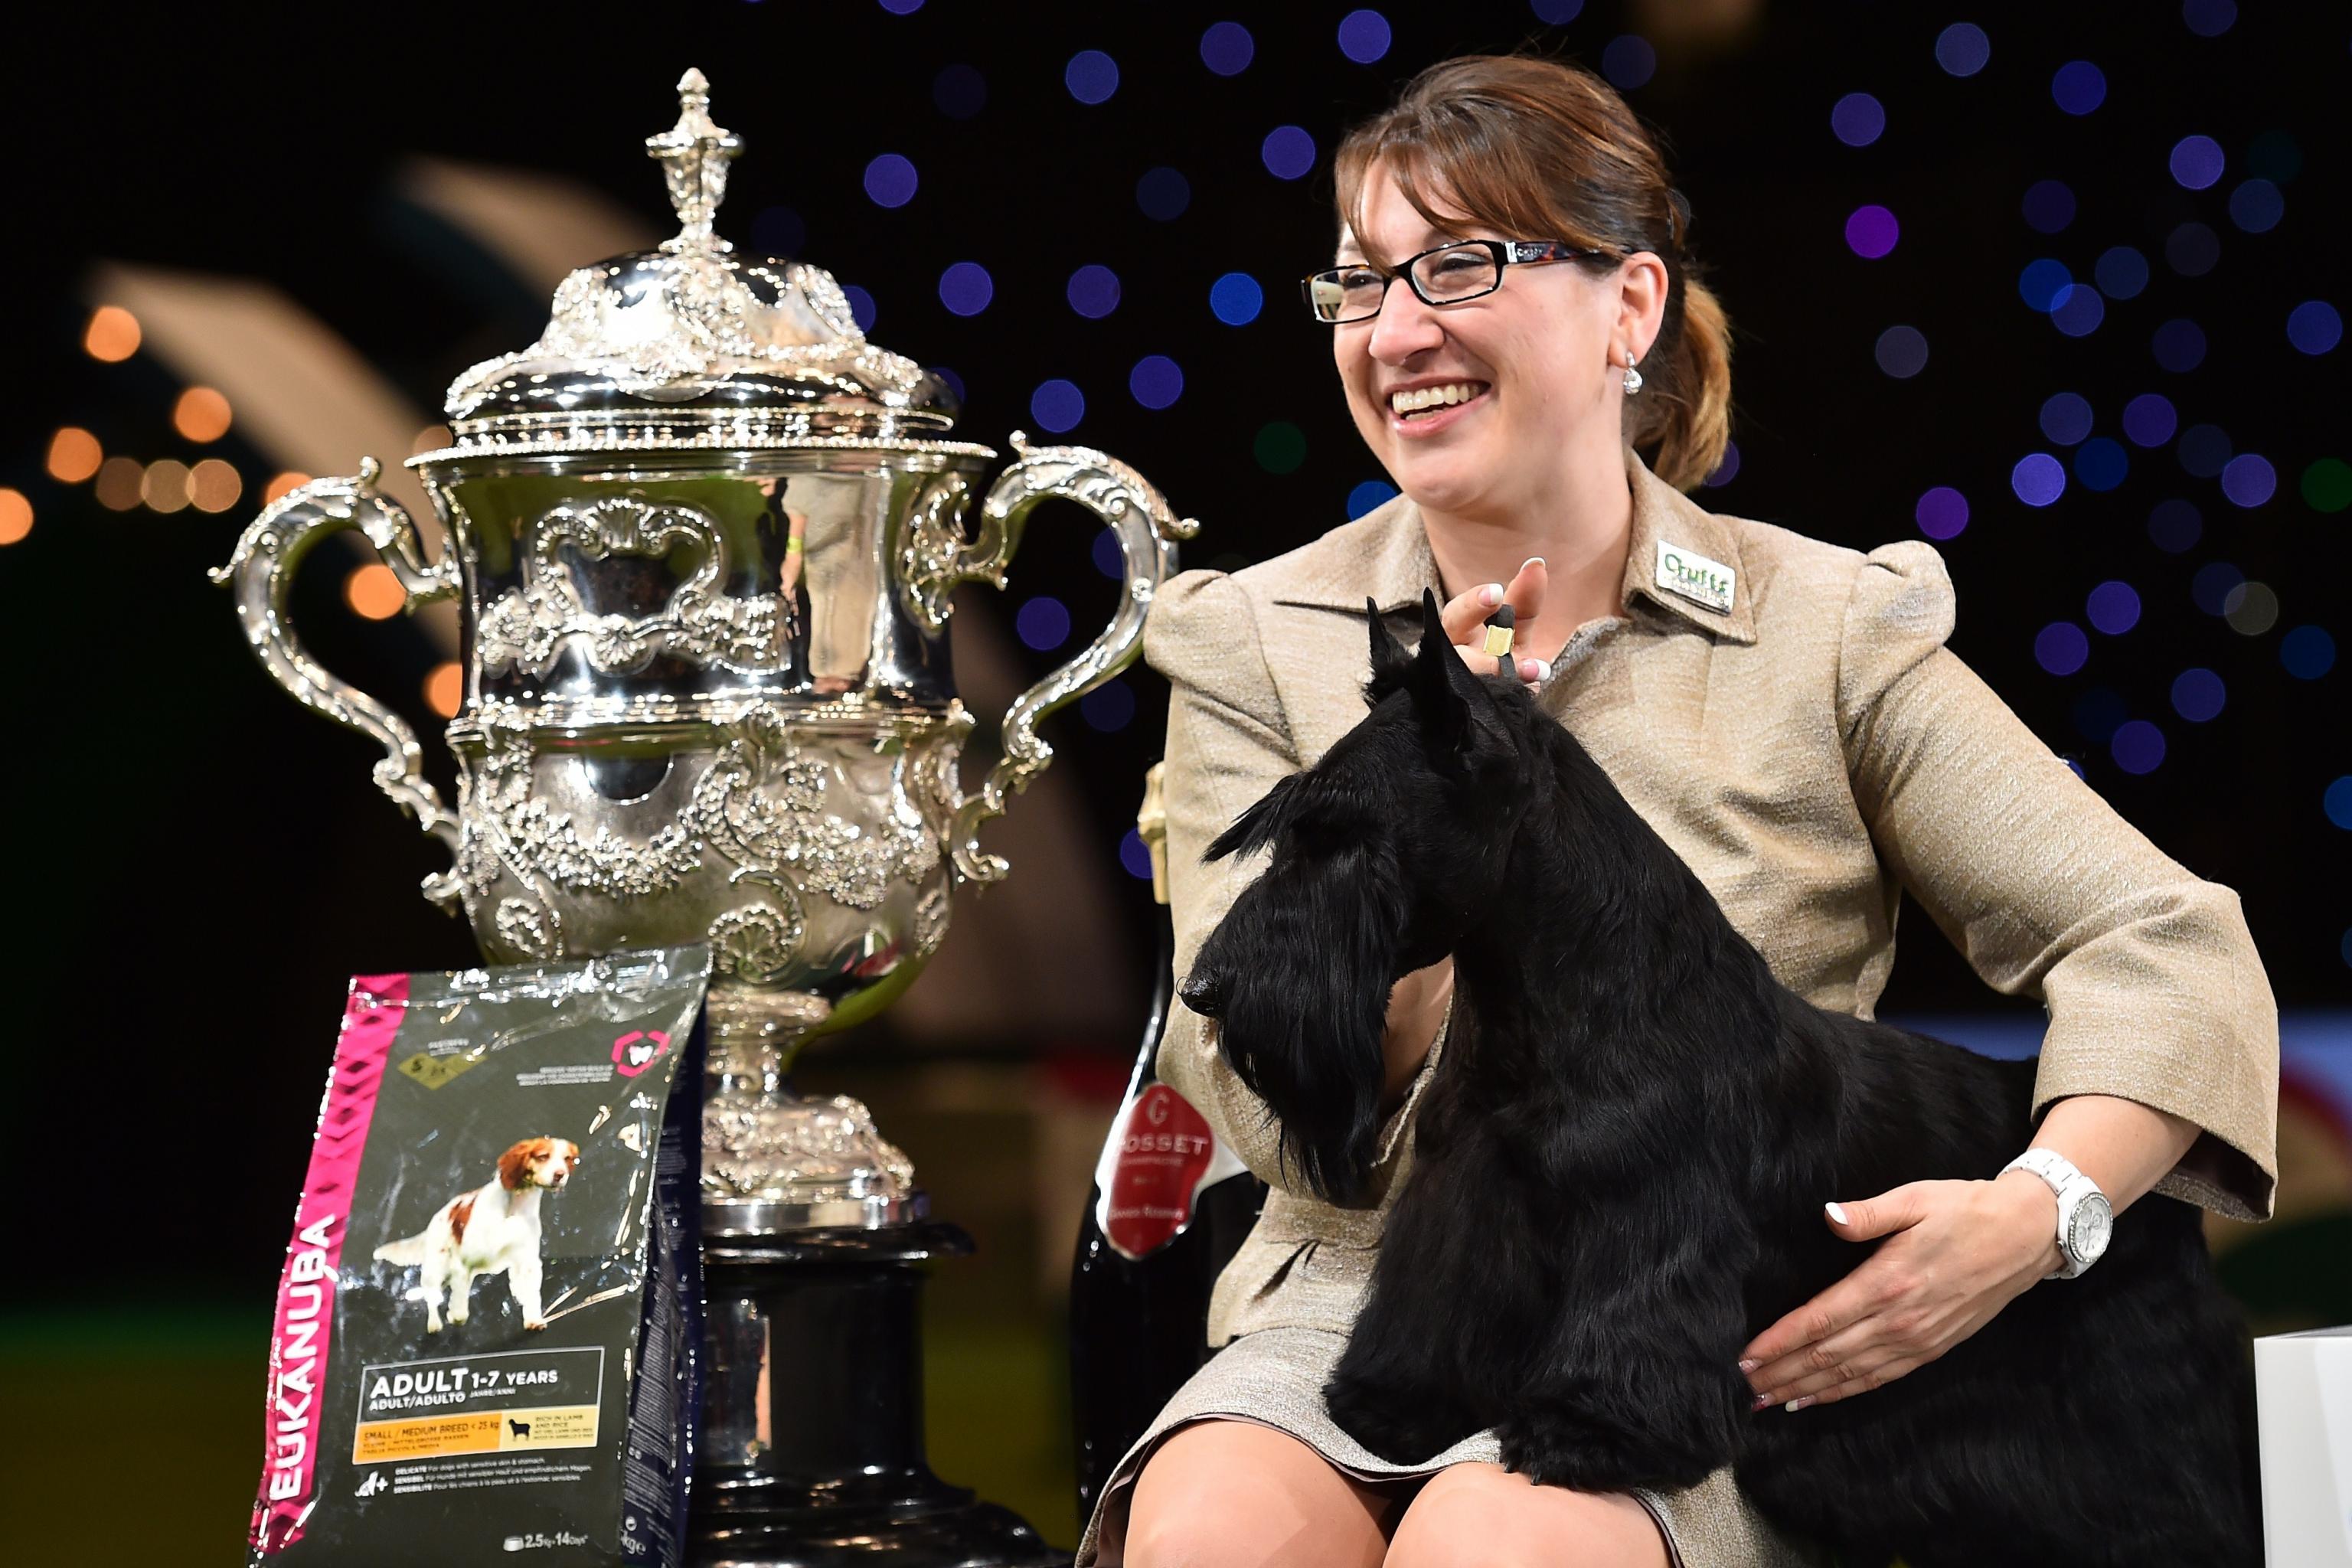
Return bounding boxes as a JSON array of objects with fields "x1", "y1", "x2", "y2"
[{"x1": 691, "y1": 1222, "x2": 1061, "y2": 1568}]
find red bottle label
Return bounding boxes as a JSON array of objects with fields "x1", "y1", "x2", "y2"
[{"x1": 1096, "y1": 1083, "x2": 1240, "y2": 1259}]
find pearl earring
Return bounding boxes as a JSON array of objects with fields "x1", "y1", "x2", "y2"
[{"x1": 1621, "y1": 354, "x2": 1644, "y2": 395}]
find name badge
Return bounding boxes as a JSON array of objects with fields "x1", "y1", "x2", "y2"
[{"x1": 1655, "y1": 539, "x2": 1736, "y2": 614}]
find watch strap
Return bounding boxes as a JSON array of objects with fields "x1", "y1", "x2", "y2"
[{"x1": 1999, "y1": 1148, "x2": 2105, "y2": 1279}]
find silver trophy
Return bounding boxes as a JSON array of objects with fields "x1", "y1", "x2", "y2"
[{"x1": 216, "y1": 70, "x2": 1194, "y2": 1238}]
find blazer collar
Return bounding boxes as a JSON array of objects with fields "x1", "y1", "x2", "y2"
[{"x1": 1266, "y1": 444, "x2": 1757, "y2": 645}]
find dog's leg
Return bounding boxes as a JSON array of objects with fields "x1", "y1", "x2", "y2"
[
  {"x1": 421, "y1": 1253, "x2": 448, "y2": 1334},
  {"x1": 447, "y1": 1266, "x2": 475, "y2": 1327},
  {"x1": 511, "y1": 1253, "x2": 546, "y2": 1331}
]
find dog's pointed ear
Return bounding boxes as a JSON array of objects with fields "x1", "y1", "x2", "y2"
[
  {"x1": 1405, "y1": 586, "x2": 1486, "y2": 759},
  {"x1": 1363, "y1": 596, "x2": 1413, "y2": 707},
  {"x1": 1204, "y1": 772, "x2": 1304, "y2": 863}
]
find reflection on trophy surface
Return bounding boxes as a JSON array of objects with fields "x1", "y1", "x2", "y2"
[{"x1": 215, "y1": 68, "x2": 1196, "y2": 1236}]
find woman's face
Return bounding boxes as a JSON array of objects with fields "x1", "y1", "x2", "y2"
[{"x1": 1332, "y1": 162, "x2": 1664, "y2": 521}]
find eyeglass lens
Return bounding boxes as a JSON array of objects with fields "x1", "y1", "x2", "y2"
[{"x1": 1309, "y1": 243, "x2": 1501, "y2": 322}]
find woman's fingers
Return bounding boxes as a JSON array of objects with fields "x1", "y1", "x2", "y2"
[{"x1": 1439, "y1": 557, "x2": 1549, "y2": 683}]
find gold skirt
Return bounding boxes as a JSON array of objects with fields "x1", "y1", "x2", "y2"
[{"x1": 1076, "y1": 1326, "x2": 1824, "y2": 1567}]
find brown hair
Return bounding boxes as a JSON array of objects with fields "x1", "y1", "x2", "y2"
[{"x1": 1334, "y1": 54, "x2": 1733, "y2": 492}]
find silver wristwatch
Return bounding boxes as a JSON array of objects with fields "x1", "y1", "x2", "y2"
[{"x1": 2000, "y1": 1148, "x2": 2114, "y2": 1279}]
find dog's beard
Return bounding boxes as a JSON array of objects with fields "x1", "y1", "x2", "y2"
[{"x1": 1207, "y1": 867, "x2": 1400, "y2": 1206}]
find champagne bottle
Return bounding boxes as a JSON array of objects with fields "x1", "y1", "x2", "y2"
[{"x1": 1069, "y1": 762, "x2": 1266, "y2": 1523}]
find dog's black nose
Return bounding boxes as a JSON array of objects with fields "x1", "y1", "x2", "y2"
[{"x1": 1178, "y1": 972, "x2": 1223, "y2": 1018}]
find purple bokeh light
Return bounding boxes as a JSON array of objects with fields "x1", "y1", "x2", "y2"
[
  {"x1": 1845, "y1": 204, "x2": 1900, "y2": 259},
  {"x1": 1065, "y1": 50, "x2": 1119, "y2": 105},
  {"x1": 2050, "y1": 60, "x2": 2107, "y2": 115},
  {"x1": 2220, "y1": 453, "x2": 2277, "y2": 507},
  {"x1": 863, "y1": 154, "x2": 918, "y2": 208},
  {"x1": 2012, "y1": 453, "x2": 2067, "y2": 507},
  {"x1": 2086, "y1": 580, "x2": 2141, "y2": 635},
  {"x1": 1602, "y1": 34, "x2": 1657, "y2": 89},
  {"x1": 1031, "y1": 378, "x2": 1085, "y2": 433},
  {"x1": 2039, "y1": 392, "x2": 2092, "y2": 445},
  {"x1": 2022, "y1": 179, "x2": 2076, "y2": 234},
  {"x1": 2051, "y1": 285, "x2": 2106, "y2": 337},
  {"x1": 2287, "y1": 301, "x2": 2342, "y2": 355},
  {"x1": 1338, "y1": 9, "x2": 1392, "y2": 64},
  {"x1": 1831, "y1": 93, "x2": 1885, "y2": 147},
  {"x1": 1915, "y1": 486, "x2": 1968, "y2": 540},
  {"x1": 937, "y1": 262, "x2": 992, "y2": 317},
  {"x1": 1067, "y1": 264, "x2": 1121, "y2": 318},
  {"x1": 2111, "y1": 720, "x2": 2166, "y2": 775},
  {"x1": 2171, "y1": 668, "x2": 2226, "y2": 723},
  {"x1": 2230, "y1": 179, "x2": 2284, "y2": 233},
  {"x1": 1200, "y1": 21, "x2": 1253, "y2": 75},
  {"x1": 1015, "y1": 595, "x2": 1070, "y2": 651},
  {"x1": 2170, "y1": 136, "x2": 2226, "y2": 190},
  {"x1": 2035, "y1": 622, "x2": 2090, "y2": 676},
  {"x1": 1261, "y1": 126, "x2": 1318, "y2": 180},
  {"x1": 1936, "y1": 22, "x2": 1990, "y2": 76},
  {"x1": 2121, "y1": 394, "x2": 2177, "y2": 447},
  {"x1": 1875, "y1": 325, "x2": 1929, "y2": 377},
  {"x1": 2152, "y1": 318, "x2": 2207, "y2": 372},
  {"x1": 1129, "y1": 354, "x2": 1184, "y2": 410}
]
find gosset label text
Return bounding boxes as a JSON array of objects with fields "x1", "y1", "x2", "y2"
[{"x1": 1121, "y1": 1131, "x2": 1213, "y2": 1158}]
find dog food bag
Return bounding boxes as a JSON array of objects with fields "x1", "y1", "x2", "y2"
[{"x1": 247, "y1": 945, "x2": 711, "y2": 1566}]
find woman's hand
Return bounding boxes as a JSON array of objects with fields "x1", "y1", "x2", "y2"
[
  {"x1": 1740, "y1": 1172, "x2": 2063, "y2": 1410},
  {"x1": 1438, "y1": 559, "x2": 1549, "y2": 685}
]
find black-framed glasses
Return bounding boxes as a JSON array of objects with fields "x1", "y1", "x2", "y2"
[{"x1": 1300, "y1": 239, "x2": 1617, "y2": 324}]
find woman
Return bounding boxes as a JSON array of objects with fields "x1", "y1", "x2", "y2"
[{"x1": 1079, "y1": 54, "x2": 2277, "y2": 1568}]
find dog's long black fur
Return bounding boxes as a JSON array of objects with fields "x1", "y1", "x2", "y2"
[{"x1": 1177, "y1": 590, "x2": 2258, "y2": 1568}]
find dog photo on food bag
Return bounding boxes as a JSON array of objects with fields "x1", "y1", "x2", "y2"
[
  {"x1": 1177, "y1": 593, "x2": 2259, "y2": 1568},
  {"x1": 372, "y1": 1136, "x2": 582, "y2": 1332}
]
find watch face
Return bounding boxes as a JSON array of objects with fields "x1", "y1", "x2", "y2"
[{"x1": 2068, "y1": 1194, "x2": 2115, "y2": 1263}]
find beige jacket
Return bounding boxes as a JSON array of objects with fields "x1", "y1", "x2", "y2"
[{"x1": 1144, "y1": 443, "x2": 2279, "y2": 1351}]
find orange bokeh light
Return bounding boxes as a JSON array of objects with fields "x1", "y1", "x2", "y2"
[
  {"x1": 264, "y1": 472, "x2": 312, "y2": 505},
  {"x1": 94, "y1": 456, "x2": 145, "y2": 511},
  {"x1": 46, "y1": 427, "x2": 103, "y2": 483},
  {"x1": 411, "y1": 424, "x2": 453, "y2": 456},
  {"x1": 423, "y1": 662, "x2": 465, "y2": 718},
  {"x1": 142, "y1": 459, "x2": 193, "y2": 514},
  {"x1": 346, "y1": 563, "x2": 406, "y2": 620},
  {"x1": 190, "y1": 459, "x2": 243, "y2": 513},
  {"x1": 84, "y1": 305, "x2": 141, "y2": 362},
  {"x1": 174, "y1": 387, "x2": 233, "y2": 443},
  {"x1": 0, "y1": 488, "x2": 31, "y2": 546}
]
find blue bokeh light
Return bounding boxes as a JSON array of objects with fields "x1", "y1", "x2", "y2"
[
  {"x1": 2191, "y1": 562, "x2": 2244, "y2": 616},
  {"x1": 1081, "y1": 681, "x2": 1136, "y2": 733},
  {"x1": 2230, "y1": 178, "x2": 2285, "y2": 233},
  {"x1": 2324, "y1": 777, "x2": 2352, "y2": 831},
  {"x1": 1067, "y1": 265, "x2": 1122, "y2": 318},
  {"x1": 1831, "y1": 93, "x2": 1885, "y2": 147},
  {"x1": 2036, "y1": 622, "x2": 2091, "y2": 676},
  {"x1": 1936, "y1": 23, "x2": 1991, "y2": 77},
  {"x1": 1119, "y1": 828, "x2": 1153, "y2": 882},
  {"x1": 1338, "y1": 9, "x2": 1391, "y2": 64},
  {"x1": 937, "y1": 261, "x2": 992, "y2": 317},
  {"x1": 1602, "y1": 34, "x2": 1658, "y2": 89},
  {"x1": 1875, "y1": 325, "x2": 1929, "y2": 377},
  {"x1": 1200, "y1": 21, "x2": 1254, "y2": 75},
  {"x1": 2022, "y1": 180, "x2": 2076, "y2": 234},
  {"x1": 2111, "y1": 720, "x2": 2166, "y2": 775},
  {"x1": 1210, "y1": 272, "x2": 1264, "y2": 325},
  {"x1": 1065, "y1": 50, "x2": 1119, "y2": 105},
  {"x1": 2287, "y1": 301, "x2": 2342, "y2": 354},
  {"x1": 2171, "y1": 135, "x2": 2226, "y2": 190},
  {"x1": 2013, "y1": 452, "x2": 2067, "y2": 507},
  {"x1": 2148, "y1": 498, "x2": 2203, "y2": 554},
  {"x1": 1703, "y1": 442, "x2": 1742, "y2": 488},
  {"x1": 1137, "y1": 167, "x2": 1191, "y2": 221},
  {"x1": 929, "y1": 366, "x2": 965, "y2": 403},
  {"x1": 2050, "y1": 60, "x2": 2107, "y2": 115},
  {"x1": 2183, "y1": 0, "x2": 2238, "y2": 38},
  {"x1": 2039, "y1": 392, "x2": 2093, "y2": 445},
  {"x1": 2074, "y1": 437, "x2": 2128, "y2": 492},
  {"x1": 1348, "y1": 480, "x2": 1400, "y2": 519},
  {"x1": 2051, "y1": 285, "x2": 2106, "y2": 337},
  {"x1": 1530, "y1": 0, "x2": 1585, "y2": 21},
  {"x1": 1916, "y1": 486, "x2": 1968, "y2": 540},
  {"x1": 2019, "y1": 259, "x2": 2073, "y2": 312},
  {"x1": 1091, "y1": 527, "x2": 1122, "y2": 580},
  {"x1": 2171, "y1": 668, "x2": 2226, "y2": 722},
  {"x1": 2086, "y1": 580, "x2": 2141, "y2": 635},
  {"x1": 2121, "y1": 393, "x2": 2177, "y2": 447},
  {"x1": 863, "y1": 154, "x2": 918, "y2": 208},
  {"x1": 1015, "y1": 596, "x2": 1071, "y2": 652},
  {"x1": 1031, "y1": 378, "x2": 1085, "y2": 433},
  {"x1": 2281, "y1": 626, "x2": 2337, "y2": 680},
  {"x1": 1262, "y1": 126, "x2": 1318, "y2": 180},
  {"x1": 1129, "y1": 354, "x2": 1184, "y2": 410},
  {"x1": 2220, "y1": 453, "x2": 2277, "y2": 508},
  {"x1": 841, "y1": 285, "x2": 877, "y2": 332},
  {"x1": 2095, "y1": 247, "x2": 2150, "y2": 300},
  {"x1": 2152, "y1": 318, "x2": 2208, "y2": 372}
]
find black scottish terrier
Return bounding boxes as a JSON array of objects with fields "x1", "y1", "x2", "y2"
[{"x1": 1177, "y1": 591, "x2": 2256, "y2": 1568}]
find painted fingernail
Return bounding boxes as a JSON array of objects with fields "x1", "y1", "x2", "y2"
[
  {"x1": 1479, "y1": 583, "x2": 1503, "y2": 606},
  {"x1": 1518, "y1": 658, "x2": 1541, "y2": 681},
  {"x1": 1749, "y1": 1393, "x2": 1772, "y2": 1411},
  {"x1": 1520, "y1": 556, "x2": 1544, "y2": 572},
  {"x1": 1824, "y1": 1201, "x2": 1849, "y2": 1225},
  {"x1": 1784, "y1": 1396, "x2": 1815, "y2": 1413},
  {"x1": 1737, "y1": 1358, "x2": 1760, "y2": 1374}
]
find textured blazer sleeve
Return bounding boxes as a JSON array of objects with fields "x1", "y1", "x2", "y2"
[
  {"x1": 1144, "y1": 569, "x2": 1431, "y2": 1200},
  {"x1": 1838, "y1": 541, "x2": 2279, "y2": 1220}
]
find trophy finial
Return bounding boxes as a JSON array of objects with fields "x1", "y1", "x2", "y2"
[{"x1": 648, "y1": 67, "x2": 743, "y2": 253}]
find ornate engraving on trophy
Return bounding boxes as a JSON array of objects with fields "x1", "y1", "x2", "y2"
[{"x1": 476, "y1": 497, "x2": 791, "y2": 678}]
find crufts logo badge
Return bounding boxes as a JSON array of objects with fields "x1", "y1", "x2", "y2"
[
  {"x1": 1654, "y1": 539, "x2": 1736, "y2": 613},
  {"x1": 611, "y1": 1030, "x2": 671, "y2": 1077}
]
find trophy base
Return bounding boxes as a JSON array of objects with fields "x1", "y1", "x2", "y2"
[
  {"x1": 691, "y1": 1222, "x2": 1061, "y2": 1568},
  {"x1": 702, "y1": 1187, "x2": 929, "y2": 1236}
]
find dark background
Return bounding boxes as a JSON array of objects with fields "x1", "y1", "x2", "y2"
[{"x1": 0, "y1": 1, "x2": 2344, "y2": 1555}]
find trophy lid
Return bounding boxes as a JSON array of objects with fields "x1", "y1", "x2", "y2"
[{"x1": 426, "y1": 70, "x2": 967, "y2": 461}]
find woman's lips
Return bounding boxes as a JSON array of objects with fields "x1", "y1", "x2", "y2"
[{"x1": 1386, "y1": 384, "x2": 1491, "y2": 437}]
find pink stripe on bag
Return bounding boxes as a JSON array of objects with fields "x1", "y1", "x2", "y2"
[{"x1": 250, "y1": 973, "x2": 407, "y2": 1557}]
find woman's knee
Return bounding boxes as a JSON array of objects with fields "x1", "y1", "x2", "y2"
[
  {"x1": 1125, "y1": 1419, "x2": 1391, "y2": 1568},
  {"x1": 1384, "y1": 1464, "x2": 1668, "y2": 1568}
]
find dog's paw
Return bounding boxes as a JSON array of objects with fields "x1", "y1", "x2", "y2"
[{"x1": 1497, "y1": 1407, "x2": 1717, "y2": 1494}]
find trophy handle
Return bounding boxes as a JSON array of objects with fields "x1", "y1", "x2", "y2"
[
  {"x1": 209, "y1": 457, "x2": 468, "y2": 907},
  {"x1": 946, "y1": 431, "x2": 1197, "y2": 884}
]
